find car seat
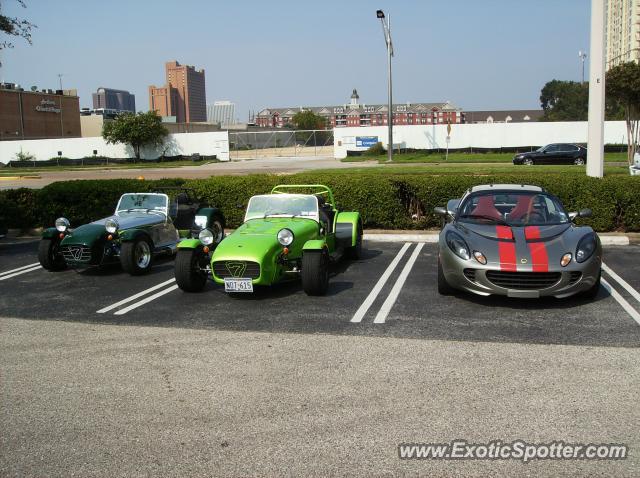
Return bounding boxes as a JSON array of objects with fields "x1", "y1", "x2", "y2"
[
  {"x1": 174, "y1": 193, "x2": 198, "y2": 229},
  {"x1": 316, "y1": 195, "x2": 335, "y2": 231},
  {"x1": 471, "y1": 195, "x2": 502, "y2": 219},
  {"x1": 508, "y1": 195, "x2": 535, "y2": 221}
]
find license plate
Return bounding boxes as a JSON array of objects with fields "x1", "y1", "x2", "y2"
[{"x1": 224, "y1": 278, "x2": 253, "y2": 293}]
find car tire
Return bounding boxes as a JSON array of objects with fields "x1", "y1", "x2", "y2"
[
  {"x1": 523, "y1": 158, "x2": 534, "y2": 166},
  {"x1": 346, "y1": 223, "x2": 363, "y2": 260},
  {"x1": 120, "y1": 236, "x2": 154, "y2": 275},
  {"x1": 38, "y1": 238, "x2": 67, "y2": 271},
  {"x1": 437, "y1": 257, "x2": 454, "y2": 295},
  {"x1": 175, "y1": 246, "x2": 208, "y2": 292},
  {"x1": 209, "y1": 216, "x2": 225, "y2": 246},
  {"x1": 574, "y1": 157, "x2": 585, "y2": 166},
  {"x1": 581, "y1": 269, "x2": 601, "y2": 299},
  {"x1": 302, "y1": 250, "x2": 329, "y2": 296}
]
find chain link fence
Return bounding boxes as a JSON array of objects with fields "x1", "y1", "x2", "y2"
[{"x1": 229, "y1": 130, "x2": 333, "y2": 160}]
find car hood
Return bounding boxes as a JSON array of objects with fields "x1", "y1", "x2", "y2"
[
  {"x1": 213, "y1": 218, "x2": 319, "y2": 262},
  {"x1": 61, "y1": 212, "x2": 164, "y2": 246},
  {"x1": 458, "y1": 222, "x2": 570, "y2": 241}
]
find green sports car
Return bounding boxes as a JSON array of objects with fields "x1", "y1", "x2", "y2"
[
  {"x1": 38, "y1": 189, "x2": 225, "y2": 275},
  {"x1": 174, "y1": 184, "x2": 363, "y2": 296}
]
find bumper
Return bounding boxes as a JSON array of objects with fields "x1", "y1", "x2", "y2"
[{"x1": 440, "y1": 248, "x2": 602, "y2": 298}]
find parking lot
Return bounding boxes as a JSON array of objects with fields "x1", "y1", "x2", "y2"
[{"x1": 2, "y1": 238, "x2": 640, "y2": 476}]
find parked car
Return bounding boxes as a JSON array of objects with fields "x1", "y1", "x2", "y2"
[
  {"x1": 38, "y1": 189, "x2": 225, "y2": 275},
  {"x1": 175, "y1": 184, "x2": 362, "y2": 296},
  {"x1": 513, "y1": 143, "x2": 587, "y2": 165},
  {"x1": 434, "y1": 184, "x2": 601, "y2": 298}
]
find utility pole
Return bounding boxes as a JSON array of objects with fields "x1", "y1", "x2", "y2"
[
  {"x1": 377, "y1": 10, "x2": 394, "y2": 162},
  {"x1": 578, "y1": 50, "x2": 587, "y2": 84},
  {"x1": 586, "y1": 0, "x2": 605, "y2": 178}
]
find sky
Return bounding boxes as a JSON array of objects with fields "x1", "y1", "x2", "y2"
[{"x1": 1, "y1": 0, "x2": 592, "y2": 121}]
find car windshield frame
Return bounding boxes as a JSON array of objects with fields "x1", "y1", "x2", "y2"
[
  {"x1": 456, "y1": 190, "x2": 570, "y2": 227},
  {"x1": 115, "y1": 193, "x2": 169, "y2": 217},
  {"x1": 244, "y1": 194, "x2": 319, "y2": 222}
]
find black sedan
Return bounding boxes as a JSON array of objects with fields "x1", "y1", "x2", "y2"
[{"x1": 513, "y1": 143, "x2": 587, "y2": 165}]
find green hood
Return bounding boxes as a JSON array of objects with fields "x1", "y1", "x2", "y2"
[{"x1": 60, "y1": 223, "x2": 107, "y2": 247}]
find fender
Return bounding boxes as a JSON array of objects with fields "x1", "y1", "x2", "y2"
[
  {"x1": 119, "y1": 228, "x2": 152, "y2": 243},
  {"x1": 335, "y1": 211, "x2": 361, "y2": 247},
  {"x1": 302, "y1": 239, "x2": 327, "y2": 251},
  {"x1": 42, "y1": 227, "x2": 61, "y2": 239},
  {"x1": 177, "y1": 238, "x2": 202, "y2": 250},
  {"x1": 194, "y1": 207, "x2": 225, "y2": 230}
]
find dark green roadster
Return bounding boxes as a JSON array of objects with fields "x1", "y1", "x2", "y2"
[
  {"x1": 38, "y1": 189, "x2": 225, "y2": 275},
  {"x1": 174, "y1": 184, "x2": 362, "y2": 295}
]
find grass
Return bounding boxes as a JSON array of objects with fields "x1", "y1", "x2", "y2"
[
  {"x1": 0, "y1": 159, "x2": 218, "y2": 175},
  {"x1": 342, "y1": 151, "x2": 628, "y2": 164},
  {"x1": 320, "y1": 164, "x2": 631, "y2": 175}
]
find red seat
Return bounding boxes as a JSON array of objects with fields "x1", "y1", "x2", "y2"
[
  {"x1": 509, "y1": 195, "x2": 535, "y2": 221},
  {"x1": 471, "y1": 196, "x2": 502, "y2": 219}
]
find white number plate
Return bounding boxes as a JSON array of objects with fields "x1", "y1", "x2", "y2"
[{"x1": 224, "y1": 278, "x2": 253, "y2": 293}]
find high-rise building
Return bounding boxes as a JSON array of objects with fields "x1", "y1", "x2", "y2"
[
  {"x1": 92, "y1": 87, "x2": 136, "y2": 113},
  {"x1": 605, "y1": 0, "x2": 640, "y2": 69},
  {"x1": 149, "y1": 61, "x2": 206, "y2": 122},
  {"x1": 207, "y1": 101, "x2": 236, "y2": 126}
]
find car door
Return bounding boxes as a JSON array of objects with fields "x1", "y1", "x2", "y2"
[
  {"x1": 556, "y1": 144, "x2": 574, "y2": 164},
  {"x1": 540, "y1": 144, "x2": 558, "y2": 164}
]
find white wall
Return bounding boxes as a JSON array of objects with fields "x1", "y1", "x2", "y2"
[
  {"x1": 0, "y1": 131, "x2": 230, "y2": 163},
  {"x1": 333, "y1": 121, "x2": 629, "y2": 158}
]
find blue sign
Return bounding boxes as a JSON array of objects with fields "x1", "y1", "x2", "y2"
[{"x1": 356, "y1": 136, "x2": 379, "y2": 148}]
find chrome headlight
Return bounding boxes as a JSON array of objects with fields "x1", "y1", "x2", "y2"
[
  {"x1": 199, "y1": 228, "x2": 214, "y2": 246},
  {"x1": 277, "y1": 228, "x2": 294, "y2": 246},
  {"x1": 194, "y1": 215, "x2": 208, "y2": 230},
  {"x1": 576, "y1": 233, "x2": 597, "y2": 263},
  {"x1": 446, "y1": 231, "x2": 470, "y2": 260},
  {"x1": 105, "y1": 218, "x2": 119, "y2": 234},
  {"x1": 55, "y1": 217, "x2": 70, "y2": 232}
]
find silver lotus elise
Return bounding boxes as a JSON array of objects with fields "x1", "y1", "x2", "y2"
[{"x1": 434, "y1": 184, "x2": 602, "y2": 299}]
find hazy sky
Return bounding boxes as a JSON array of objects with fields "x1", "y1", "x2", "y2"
[{"x1": 1, "y1": 0, "x2": 591, "y2": 121}]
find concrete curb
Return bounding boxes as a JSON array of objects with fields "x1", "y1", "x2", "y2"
[{"x1": 364, "y1": 233, "x2": 631, "y2": 246}]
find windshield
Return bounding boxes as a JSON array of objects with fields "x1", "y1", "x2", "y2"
[
  {"x1": 116, "y1": 193, "x2": 168, "y2": 215},
  {"x1": 245, "y1": 194, "x2": 319, "y2": 222},
  {"x1": 457, "y1": 191, "x2": 569, "y2": 226}
]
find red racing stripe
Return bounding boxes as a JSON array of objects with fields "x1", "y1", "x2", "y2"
[
  {"x1": 496, "y1": 226, "x2": 517, "y2": 272},
  {"x1": 525, "y1": 226, "x2": 549, "y2": 272}
]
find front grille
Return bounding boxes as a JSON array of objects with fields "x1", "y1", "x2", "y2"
[
  {"x1": 61, "y1": 245, "x2": 92, "y2": 263},
  {"x1": 486, "y1": 271, "x2": 561, "y2": 290},
  {"x1": 212, "y1": 261, "x2": 261, "y2": 279},
  {"x1": 569, "y1": 271, "x2": 582, "y2": 284},
  {"x1": 463, "y1": 269, "x2": 477, "y2": 282}
]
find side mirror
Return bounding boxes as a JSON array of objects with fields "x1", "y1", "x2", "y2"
[
  {"x1": 434, "y1": 206, "x2": 447, "y2": 216},
  {"x1": 579, "y1": 208, "x2": 592, "y2": 218}
]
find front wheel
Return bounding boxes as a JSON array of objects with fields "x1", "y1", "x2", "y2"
[
  {"x1": 437, "y1": 256, "x2": 454, "y2": 295},
  {"x1": 523, "y1": 158, "x2": 534, "y2": 166},
  {"x1": 38, "y1": 238, "x2": 66, "y2": 271},
  {"x1": 302, "y1": 250, "x2": 329, "y2": 296},
  {"x1": 175, "y1": 247, "x2": 208, "y2": 292},
  {"x1": 580, "y1": 269, "x2": 601, "y2": 299},
  {"x1": 120, "y1": 237, "x2": 154, "y2": 275},
  {"x1": 347, "y1": 223, "x2": 363, "y2": 260},
  {"x1": 574, "y1": 157, "x2": 585, "y2": 166}
]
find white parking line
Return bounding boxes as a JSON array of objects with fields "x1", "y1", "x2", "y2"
[
  {"x1": 97, "y1": 278, "x2": 176, "y2": 314},
  {"x1": 0, "y1": 262, "x2": 40, "y2": 278},
  {"x1": 0, "y1": 265, "x2": 42, "y2": 281},
  {"x1": 113, "y1": 284, "x2": 179, "y2": 315},
  {"x1": 374, "y1": 243, "x2": 425, "y2": 324},
  {"x1": 350, "y1": 243, "x2": 412, "y2": 323},
  {"x1": 602, "y1": 262, "x2": 640, "y2": 305},
  {"x1": 601, "y1": 277, "x2": 640, "y2": 326}
]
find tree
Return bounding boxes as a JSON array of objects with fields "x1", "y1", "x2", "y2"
[
  {"x1": 539, "y1": 80, "x2": 589, "y2": 121},
  {"x1": 1, "y1": 0, "x2": 36, "y2": 51},
  {"x1": 102, "y1": 111, "x2": 169, "y2": 161},
  {"x1": 292, "y1": 110, "x2": 326, "y2": 130},
  {"x1": 606, "y1": 62, "x2": 640, "y2": 165}
]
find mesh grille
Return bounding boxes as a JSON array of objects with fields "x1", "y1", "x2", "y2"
[
  {"x1": 486, "y1": 271, "x2": 561, "y2": 290},
  {"x1": 212, "y1": 261, "x2": 261, "y2": 279}
]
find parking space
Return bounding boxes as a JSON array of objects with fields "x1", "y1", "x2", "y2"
[{"x1": 1, "y1": 239, "x2": 639, "y2": 348}]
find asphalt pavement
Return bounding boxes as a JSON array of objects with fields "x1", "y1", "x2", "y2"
[{"x1": 1, "y1": 239, "x2": 639, "y2": 476}]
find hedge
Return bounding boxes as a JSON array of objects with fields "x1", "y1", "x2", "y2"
[{"x1": 0, "y1": 173, "x2": 639, "y2": 232}]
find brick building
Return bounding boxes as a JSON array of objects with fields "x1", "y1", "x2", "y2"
[
  {"x1": 255, "y1": 89, "x2": 462, "y2": 129},
  {"x1": 149, "y1": 61, "x2": 207, "y2": 123},
  {"x1": 0, "y1": 83, "x2": 81, "y2": 140}
]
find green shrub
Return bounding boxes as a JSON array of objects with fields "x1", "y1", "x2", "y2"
[
  {"x1": 364, "y1": 142, "x2": 386, "y2": 156},
  {"x1": 0, "y1": 173, "x2": 638, "y2": 232}
]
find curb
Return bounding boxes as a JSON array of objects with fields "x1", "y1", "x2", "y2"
[{"x1": 363, "y1": 233, "x2": 631, "y2": 246}]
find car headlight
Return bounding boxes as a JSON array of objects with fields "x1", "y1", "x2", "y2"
[
  {"x1": 473, "y1": 250, "x2": 487, "y2": 264},
  {"x1": 446, "y1": 231, "x2": 470, "y2": 260},
  {"x1": 194, "y1": 215, "x2": 208, "y2": 230},
  {"x1": 199, "y1": 228, "x2": 214, "y2": 246},
  {"x1": 55, "y1": 217, "x2": 70, "y2": 232},
  {"x1": 576, "y1": 233, "x2": 597, "y2": 263},
  {"x1": 105, "y1": 218, "x2": 119, "y2": 234},
  {"x1": 277, "y1": 228, "x2": 294, "y2": 246},
  {"x1": 561, "y1": 253, "x2": 572, "y2": 267}
]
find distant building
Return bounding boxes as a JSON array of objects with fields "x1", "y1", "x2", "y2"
[
  {"x1": 149, "y1": 61, "x2": 206, "y2": 123},
  {"x1": 92, "y1": 87, "x2": 136, "y2": 113},
  {"x1": 462, "y1": 110, "x2": 544, "y2": 124},
  {"x1": 207, "y1": 101, "x2": 236, "y2": 126},
  {"x1": 606, "y1": 0, "x2": 640, "y2": 69},
  {"x1": 255, "y1": 89, "x2": 462, "y2": 128},
  {"x1": 0, "y1": 83, "x2": 81, "y2": 140}
]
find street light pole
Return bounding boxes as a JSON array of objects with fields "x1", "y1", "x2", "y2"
[
  {"x1": 578, "y1": 51, "x2": 587, "y2": 84},
  {"x1": 377, "y1": 10, "x2": 394, "y2": 162}
]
